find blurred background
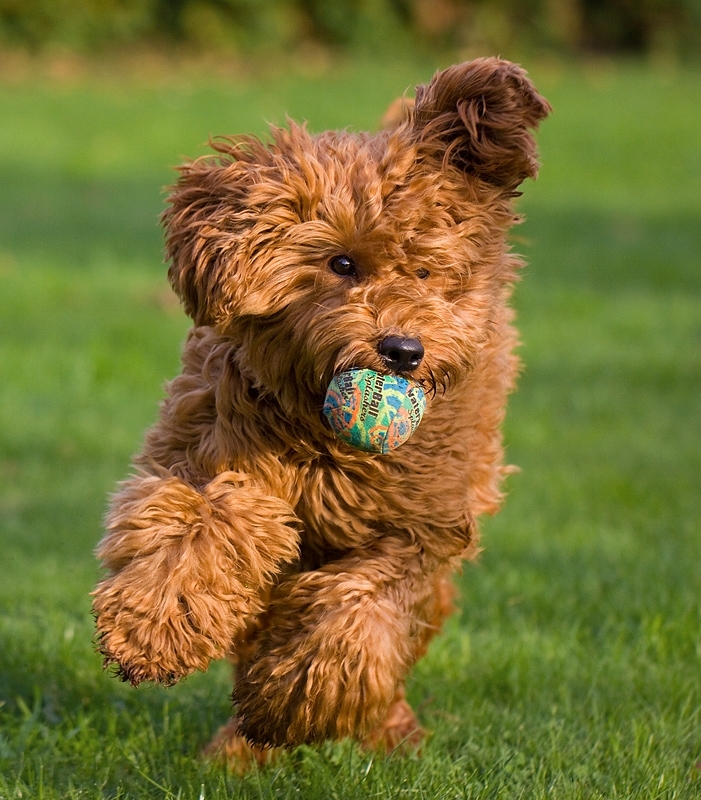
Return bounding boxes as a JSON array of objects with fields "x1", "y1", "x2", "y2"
[
  {"x1": 1, "y1": 2, "x2": 700, "y2": 798},
  {"x1": 0, "y1": 0, "x2": 700, "y2": 62}
]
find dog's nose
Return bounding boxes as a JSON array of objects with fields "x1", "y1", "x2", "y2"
[{"x1": 378, "y1": 336, "x2": 424, "y2": 373}]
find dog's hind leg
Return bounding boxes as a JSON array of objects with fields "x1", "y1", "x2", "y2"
[
  {"x1": 360, "y1": 684, "x2": 425, "y2": 753},
  {"x1": 361, "y1": 572, "x2": 456, "y2": 754},
  {"x1": 202, "y1": 715, "x2": 277, "y2": 774},
  {"x1": 202, "y1": 610, "x2": 280, "y2": 772}
]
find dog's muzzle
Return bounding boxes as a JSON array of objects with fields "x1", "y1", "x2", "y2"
[{"x1": 378, "y1": 336, "x2": 424, "y2": 374}]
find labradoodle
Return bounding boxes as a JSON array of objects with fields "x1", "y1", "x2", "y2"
[{"x1": 92, "y1": 57, "x2": 550, "y2": 765}]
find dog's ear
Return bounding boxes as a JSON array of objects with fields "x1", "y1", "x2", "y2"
[
  {"x1": 381, "y1": 96, "x2": 415, "y2": 130},
  {"x1": 412, "y1": 58, "x2": 550, "y2": 192},
  {"x1": 163, "y1": 138, "x2": 265, "y2": 326}
]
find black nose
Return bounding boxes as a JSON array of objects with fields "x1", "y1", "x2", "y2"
[{"x1": 378, "y1": 336, "x2": 424, "y2": 373}]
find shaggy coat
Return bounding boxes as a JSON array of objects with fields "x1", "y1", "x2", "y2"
[{"x1": 92, "y1": 58, "x2": 550, "y2": 760}]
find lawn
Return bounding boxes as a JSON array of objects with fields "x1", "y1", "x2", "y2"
[{"x1": 0, "y1": 56, "x2": 699, "y2": 798}]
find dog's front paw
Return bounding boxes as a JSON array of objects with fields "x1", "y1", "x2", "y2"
[
  {"x1": 234, "y1": 584, "x2": 413, "y2": 747},
  {"x1": 92, "y1": 567, "x2": 236, "y2": 686},
  {"x1": 93, "y1": 470, "x2": 301, "y2": 686}
]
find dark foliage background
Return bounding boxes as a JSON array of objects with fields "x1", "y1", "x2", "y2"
[{"x1": 1, "y1": 0, "x2": 700, "y2": 58}]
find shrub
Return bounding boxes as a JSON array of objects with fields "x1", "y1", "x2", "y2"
[{"x1": 0, "y1": 0, "x2": 699, "y2": 59}]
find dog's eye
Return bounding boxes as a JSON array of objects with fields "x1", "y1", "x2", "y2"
[
  {"x1": 329, "y1": 255, "x2": 357, "y2": 277},
  {"x1": 416, "y1": 268, "x2": 430, "y2": 280}
]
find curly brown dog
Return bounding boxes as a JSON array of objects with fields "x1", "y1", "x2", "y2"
[{"x1": 92, "y1": 58, "x2": 549, "y2": 766}]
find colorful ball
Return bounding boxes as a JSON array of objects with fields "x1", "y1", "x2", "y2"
[{"x1": 323, "y1": 369, "x2": 426, "y2": 454}]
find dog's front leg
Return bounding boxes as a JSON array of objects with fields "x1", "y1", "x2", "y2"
[
  {"x1": 234, "y1": 534, "x2": 462, "y2": 747},
  {"x1": 92, "y1": 470, "x2": 299, "y2": 686}
]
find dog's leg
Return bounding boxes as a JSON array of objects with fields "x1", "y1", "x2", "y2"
[
  {"x1": 92, "y1": 470, "x2": 299, "y2": 685},
  {"x1": 360, "y1": 684, "x2": 424, "y2": 753},
  {"x1": 206, "y1": 686, "x2": 421, "y2": 772},
  {"x1": 201, "y1": 716, "x2": 277, "y2": 774},
  {"x1": 233, "y1": 535, "x2": 466, "y2": 748},
  {"x1": 202, "y1": 612, "x2": 281, "y2": 771},
  {"x1": 361, "y1": 572, "x2": 456, "y2": 753}
]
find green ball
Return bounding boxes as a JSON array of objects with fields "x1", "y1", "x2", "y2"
[{"x1": 323, "y1": 369, "x2": 426, "y2": 454}]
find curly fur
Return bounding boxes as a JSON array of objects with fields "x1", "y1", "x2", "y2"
[{"x1": 92, "y1": 57, "x2": 549, "y2": 761}]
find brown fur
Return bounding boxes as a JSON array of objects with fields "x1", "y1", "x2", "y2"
[{"x1": 92, "y1": 58, "x2": 549, "y2": 762}]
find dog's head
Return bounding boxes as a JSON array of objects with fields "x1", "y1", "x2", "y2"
[{"x1": 164, "y1": 58, "x2": 549, "y2": 412}]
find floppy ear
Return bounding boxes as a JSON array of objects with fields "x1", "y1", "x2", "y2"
[
  {"x1": 412, "y1": 58, "x2": 551, "y2": 192},
  {"x1": 163, "y1": 138, "x2": 265, "y2": 326},
  {"x1": 381, "y1": 96, "x2": 415, "y2": 130}
]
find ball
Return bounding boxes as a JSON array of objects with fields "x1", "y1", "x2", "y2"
[{"x1": 323, "y1": 369, "x2": 426, "y2": 454}]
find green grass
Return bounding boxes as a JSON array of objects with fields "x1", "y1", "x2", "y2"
[{"x1": 1, "y1": 57, "x2": 700, "y2": 798}]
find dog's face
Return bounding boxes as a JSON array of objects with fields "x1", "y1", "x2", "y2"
[{"x1": 164, "y1": 59, "x2": 549, "y2": 411}]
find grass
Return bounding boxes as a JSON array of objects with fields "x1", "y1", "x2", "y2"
[{"x1": 0, "y1": 56, "x2": 700, "y2": 798}]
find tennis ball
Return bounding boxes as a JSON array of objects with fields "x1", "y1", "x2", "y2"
[{"x1": 323, "y1": 369, "x2": 426, "y2": 454}]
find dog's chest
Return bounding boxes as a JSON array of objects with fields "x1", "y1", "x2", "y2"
[{"x1": 292, "y1": 456, "x2": 413, "y2": 551}]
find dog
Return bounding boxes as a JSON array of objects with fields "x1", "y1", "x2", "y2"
[{"x1": 92, "y1": 57, "x2": 550, "y2": 767}]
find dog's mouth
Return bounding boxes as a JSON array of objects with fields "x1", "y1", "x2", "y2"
[
  {"x1": 330, "y1": 363, "x2": 444, "y2": 401},
  {"x1": 331, "y1": 336, "x2": 422, "y2": 380},
  {"x1": 328, "y1": 335, "x2": 454, "y2": 399}
]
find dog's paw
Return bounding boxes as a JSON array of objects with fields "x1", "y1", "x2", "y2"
[
  {"x1": 92, "y1": 570, "x2": 235, "y2": 686},
  {"x1": 360, "y1": 685, "x2": 426, "y2": 754},
  {"x1": 202, "y1": 716, "x2": 277, "y2": 774},
  {"x1": 233, "y1": 584, "x2": 413, "y2": 747},
  {"x1": 93, "y1": 470, "x2": 301, "y2": 686}
]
